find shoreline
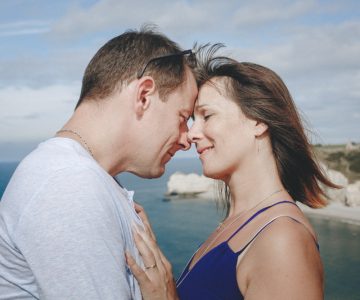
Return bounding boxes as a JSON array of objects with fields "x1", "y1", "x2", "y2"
[{"x1": 298, "y1": 202, "x2": 360, "y2": 226}]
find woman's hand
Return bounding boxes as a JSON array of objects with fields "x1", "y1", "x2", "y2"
[
  {"x1": 133, "y1": 202, "x2": 157, "y2": 241},
  {"x1": 126, "y1": 203, "x2": 179, "y2": 300}
]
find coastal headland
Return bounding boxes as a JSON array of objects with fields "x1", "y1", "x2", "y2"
[{"x1": 166, "y1": 143, "x2": 360, "y2": 225}]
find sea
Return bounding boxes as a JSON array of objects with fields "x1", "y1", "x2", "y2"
[{"x1": 1, "y1": 158, "x2": 359, "y2": 300}]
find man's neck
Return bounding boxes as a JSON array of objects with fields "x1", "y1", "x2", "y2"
[{"x1": 59, "y1": 101, "x2": 134, "y2": 176}]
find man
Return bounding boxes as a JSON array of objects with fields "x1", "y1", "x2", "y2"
[{"x1": 0, "y1": 28, "x2": 197, "y2": 299}]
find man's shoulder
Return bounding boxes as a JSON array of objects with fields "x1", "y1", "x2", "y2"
[
  {"x1": 12, "y1": 138, "x2": 109, "y2": 187},
  {"x1": 1, "y1": 138, "x2": 117, "y2": 217},
  {"x1": 14, "y1": 165, "x2": 118, "y2": 235},
  {"x1": 21, "y1": 137, "x2": 95, "y2": 170}
]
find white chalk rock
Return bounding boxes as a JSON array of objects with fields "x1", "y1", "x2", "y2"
[
  {"x1": 166, "y1": 172, "x2": 216, "y2": 199},
  {"x1": 345, "y1": 141, "x2": 360, "y2": 152},
  {"x1": 320, "y1": 163, "x2": 348, "y2": 204},
  {"x1": 346, "y1": 181, "x2": 360, "y2": 207}
]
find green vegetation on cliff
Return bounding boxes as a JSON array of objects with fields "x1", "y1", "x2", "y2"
[{"x1": 314, "y1": 144, "x2": 360, "y2": 183}]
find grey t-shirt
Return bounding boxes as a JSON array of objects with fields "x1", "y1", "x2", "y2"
[{"x1": 0, "y1": 138, "x2": 143, "y2": 299}]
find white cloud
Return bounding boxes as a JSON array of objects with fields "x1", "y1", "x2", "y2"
[
  {"x1": 0, "y1": 28, "x2": 50, "y2": 37},
  {"x1": 48, "y1": 0, "x2": 323, "y2": 41},
  {"x1": 0, "y1": 20, "x2": 51, "y2": 37},
  {"x1": 49, "y1": 0, "x2": 245, "y2": 40},
  {"x1": 0, "y1": 0, "x2": 358, "y2": 146},
  {"x1": 217, "y1": 18, "x2": 360, "y2": 144},
  {"x1": 0, "y1": 47, "x2": 92, "y2": 88},
  {"x1": 232, "y1": 0, "x2": 316, "y2": 27},
  {"x1": 226, "y1": 20, "x2": 360, "y2": 76},
  {"x1": 0, "y1": 84, "x2": 79, "y2": 141}
]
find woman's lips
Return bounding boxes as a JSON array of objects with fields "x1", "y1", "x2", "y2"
[{"x1": 197, "y1": 146, "x2": 214, "y2": 155}]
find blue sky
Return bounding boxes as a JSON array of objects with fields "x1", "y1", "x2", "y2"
[{"x1": 0, "y1": 0, "x2": 359, "y2": 161}]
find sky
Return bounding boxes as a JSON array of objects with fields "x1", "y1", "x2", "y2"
[{"x1": 0, "y1": 0, "x2": 359, "y2": 161}]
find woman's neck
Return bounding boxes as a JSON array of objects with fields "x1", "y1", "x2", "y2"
[{"x1": 226, "y1": 146, "x2": 286, "y2": 217}]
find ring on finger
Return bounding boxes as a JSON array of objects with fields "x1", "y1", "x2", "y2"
[{"x1": 145, "y1": 263, "x2": 157, "y2": 270}]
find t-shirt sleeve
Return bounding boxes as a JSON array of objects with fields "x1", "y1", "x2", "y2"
[{"x1": 14, "y1": 167, "x2": 132, "y2": 300}]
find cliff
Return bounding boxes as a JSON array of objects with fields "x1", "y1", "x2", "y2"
[
  {"x1": 166, "y1": 172, "x2": 216, "y2": 199},
  {"x1": 314, "y1": 143, "x2": 360, "y2": 183},
  {"x1": 166, "y1": 155, "x2": 360, "y2": 207}
]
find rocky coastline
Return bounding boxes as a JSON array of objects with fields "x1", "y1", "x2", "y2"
[{"x1": 166, "y1": 144, "x2": 360, "y2": 225}]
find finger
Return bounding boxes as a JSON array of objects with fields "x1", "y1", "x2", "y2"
[
  {"x1": 135, "y1": 230, "x2": 176, "y2": 293},
  {"x1": 133, "y1": 202, "x2": 156, "y2": 240},
  {"x1": 125, "y1": 251, "x2": 150, "y2": 286},
  {"x1": 134, "y1": 226, "x2": 167, "y2": 277},
  {"x1": 143, "y1": 221, "x2": 157, "y2": 242},
  {"x1": 134, "y1": 232, "x2": 178, "y2": 299},
  {"x1": 133, "y1": 202, "x2": 144, "y2": 214},
  {"x1": 157, "y1": 248, "x2": 172, "y2": 273},
  {"x1": 138, "y1": 227, "x2": 159, "y2": 258},
  {"x1": 133, "y1": 220, "x2": 156, "y2": 246},
  {"x1": 134, "y1": 202, "x2": 148, "y2": 221},
  {"x1": 127, "y1": 252, "x2": 171, "y2": 300},
  {"x1": 133, "y1": 230, "x2": 158, "y2": 270},
  {"x1": 136, "y1": 229, "x2": 166, "y2": 276},
  {"x1": 136, "y1": 227, "x2": 160, "y2": 259},
  {"x1": 136, "y1": 225, "x2": 169, "y2": 269}
]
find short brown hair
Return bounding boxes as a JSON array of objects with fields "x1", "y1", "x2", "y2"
[
  {"x1": 76, "y1": 26, "x2": 193, "y2": 108},
  {"x1": 196, "y1": 45, "x2": 338, "y2": 213}
]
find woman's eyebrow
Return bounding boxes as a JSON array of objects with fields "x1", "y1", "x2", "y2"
[
  {"x1": 195, "y1": 104, "x2": 209, "y2": 111},
  {"x1": 191, "y1": 104, "x2": 206, "y2": 120}
]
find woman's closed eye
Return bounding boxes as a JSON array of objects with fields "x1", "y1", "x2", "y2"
[{"x1": 204, "y1": 114, "x2": 213, "y2": 121}]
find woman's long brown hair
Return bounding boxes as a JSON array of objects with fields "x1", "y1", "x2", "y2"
[{"x1": 195, "y1": 45, "x2": 339, "y2": 214}]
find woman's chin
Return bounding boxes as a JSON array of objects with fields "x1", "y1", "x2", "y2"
[{"x1": 202, "y1": 167, "x2": 225, "y2": 180}]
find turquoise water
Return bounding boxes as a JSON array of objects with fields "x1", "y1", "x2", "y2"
[{"x1": 1, "y1": 159, "x2": 359, "y2": 299}]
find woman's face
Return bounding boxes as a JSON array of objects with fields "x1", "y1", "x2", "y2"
[{"x1": 188, "y1": 78, "x2": 258, "y2": 180}]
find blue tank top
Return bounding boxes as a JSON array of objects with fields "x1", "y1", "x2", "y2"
[{"x1": 176, "y1": 200, "x2": 317, "y2": 300}]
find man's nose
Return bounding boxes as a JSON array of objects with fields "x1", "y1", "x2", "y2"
[
  {"x1": 187, "y1": 122, "x2": 201, "y2": 143},
  {"x1": 178, "y1": 129, "x2": 191, "y2": 151}
]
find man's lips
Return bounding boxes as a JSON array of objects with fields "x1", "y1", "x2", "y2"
[
  {"x1": 197, "y1": 146, "x2": 214, "y2": 155},
  {"x1": 162, "y1": 152, "x2": 174, "y2": 164}
]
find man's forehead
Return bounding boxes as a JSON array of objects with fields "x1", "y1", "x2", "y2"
[{"x1": 180, "y1": 69, "x2": 198, "y2": 109}]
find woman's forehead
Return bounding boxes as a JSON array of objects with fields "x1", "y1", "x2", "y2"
[{"x1": 196, "y1": 80, "x2": 228, "y2": 108}]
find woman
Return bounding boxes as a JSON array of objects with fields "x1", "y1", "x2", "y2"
[{"x1": 126, "y1": 49, "x2": 337, "y2": 299}]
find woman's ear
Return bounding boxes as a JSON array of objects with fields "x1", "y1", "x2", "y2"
[
  {"x1": 254, "y1": 121, "x2": 268, "y2": 137},
  {"x1": 135, "y1": 76, "x2": 156, "y2": 116}
]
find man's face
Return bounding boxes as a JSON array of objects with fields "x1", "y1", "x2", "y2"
[{"x1": 137, "y1": 68, "x2": 198, "y2": 178}]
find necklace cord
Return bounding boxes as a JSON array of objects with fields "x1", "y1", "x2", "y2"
[{"x1": 56, "y1": 129, "x2": 94, "y2": 158}]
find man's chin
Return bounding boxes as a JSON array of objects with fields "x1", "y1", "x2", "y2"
[
  {"x1": 139, "y1": 165, "x2": 165, "y2": 179},
  {"x1": 128, "y1": 164, "x2": 165, "y2": 179},
  {"x1": 151, "y1": 166, "x2": 166, "y2": 178}
]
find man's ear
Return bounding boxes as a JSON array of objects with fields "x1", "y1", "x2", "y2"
[
  {"x1": 254, "y1": 121, "x2": 268, "y2": 137},
  {"x1": 135, "y1": 76, "x2": 157, "y2": 116}
]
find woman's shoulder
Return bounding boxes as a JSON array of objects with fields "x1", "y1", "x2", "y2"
[
  {"x1": 245, "y1": 214, "x2": 322, "y2": 280},
  {"x1": 229, "y1": 200, "x2": 318, "y2": 253},
  {"x1": 238, "y1": 216, "x2": 323, "y2": 298},
  {"x1": 254, "y1": 215, "x2": 318, "y2": 255},
  {"x1": 258, "y1": 200, "x2": 318, "y2": 242},
  {"x1": 235, "y1": 201, "x2": 321, "y2": 272}
]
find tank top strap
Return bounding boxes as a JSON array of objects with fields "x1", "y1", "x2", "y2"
[
  {"x1": 226, "y1": 200, "x2": 297, "y2": 242},
  {"x1": 234, "y1": 215, "x2": 319, "y2": 255}
]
